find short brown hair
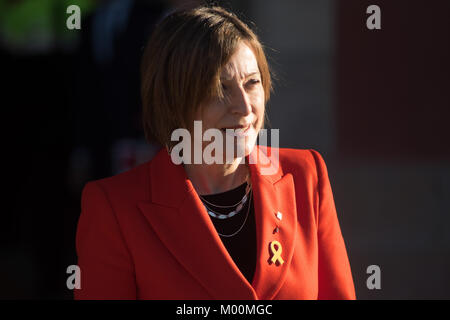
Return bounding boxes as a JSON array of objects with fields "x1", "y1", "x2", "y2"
[{"x1": 140, "y1": 5, "x2": 272, "y2": 148}]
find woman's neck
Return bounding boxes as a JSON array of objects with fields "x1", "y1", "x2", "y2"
[{"x1": 183, "y1": 158, "x2": 249, "y2": 195}]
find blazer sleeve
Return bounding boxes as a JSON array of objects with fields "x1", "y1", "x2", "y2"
[
  {"x1": 74, "y1": 181, "x2": 137, "y2": 299},
  {"x1": 309, "y1": 149, "x2": 356, "y2": 300}
]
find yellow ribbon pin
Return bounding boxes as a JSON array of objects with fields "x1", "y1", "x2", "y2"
[{"x1": 269, "y1": 240, "x2": 284, "y2": 265}]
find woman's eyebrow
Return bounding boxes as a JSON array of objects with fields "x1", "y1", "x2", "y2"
[
  {"x1": 244, "y1": 71, "x2": 261, "y2": 78},
  {"x1": 220, "y1": 71, "x2": 260, "y2": 81}
]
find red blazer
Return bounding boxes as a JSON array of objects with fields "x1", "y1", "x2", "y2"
[{"x1": 74, "y1": 146, "x2": 356, "y2": 300}]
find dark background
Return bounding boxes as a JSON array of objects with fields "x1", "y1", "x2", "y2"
[{"x1": 1, "y1": 0, "x2": 449, "y2": 299}]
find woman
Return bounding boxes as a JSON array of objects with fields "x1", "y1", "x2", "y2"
[{"x1": 74, "y1": 6, "x2": 356, "y2": 300}]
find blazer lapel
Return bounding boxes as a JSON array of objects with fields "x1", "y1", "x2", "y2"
[
  {"x1": 138, "y1": 148, "x2": 257, "y2": 299},
  {"x1": 138, "y1": 146, "x2": 298, "y2": 300},
  {"x1": 248, "y1": 146, "x2": 298, "y2": 300}
]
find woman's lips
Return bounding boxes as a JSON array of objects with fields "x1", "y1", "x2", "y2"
[{"x1": 221, "y1": 124, "x2": 253, "y2": 136}]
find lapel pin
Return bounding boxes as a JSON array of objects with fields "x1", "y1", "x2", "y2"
[
  {"x1": 276, "y1": 211, "x2": 283, "y2": 221},
  {"x1": 269, "y1": 240, "x2": 284, "y2": 265}
]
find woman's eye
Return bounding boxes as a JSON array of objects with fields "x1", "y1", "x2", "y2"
[
  {"x1": 246, "y1": 79, "x2": 260, "y2": 87},
  {"x1": 221, "y1": 83, "x2": 228, "y2": 91}
]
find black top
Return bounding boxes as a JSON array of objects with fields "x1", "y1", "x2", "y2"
[{"x1": 200, "y1": 182, "x2": 256, "y2": 285}]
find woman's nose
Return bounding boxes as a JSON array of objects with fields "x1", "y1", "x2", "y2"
[{"x1": 229, "y1": 86, "x2": 252, "y2": 116}]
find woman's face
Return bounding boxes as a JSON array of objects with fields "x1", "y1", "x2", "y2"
[{"x1": 194, "y1": 41, "x2": 265, "y2": 163}]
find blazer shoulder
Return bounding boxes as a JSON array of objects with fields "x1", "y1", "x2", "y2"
[
  {"x1": 82, "y1": 160, "x2": 151, "y2": 204},
  {"x1": 277, "y1": 147, "x2": 326, "y2": 179}
]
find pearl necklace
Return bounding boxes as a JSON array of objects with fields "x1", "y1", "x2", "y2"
[
  {"x1": 200, "y1": 182, "x2": 251, "y2": 219},
  {"x1": 205, "y1": 190, "x2": 252, "y2": 238}
]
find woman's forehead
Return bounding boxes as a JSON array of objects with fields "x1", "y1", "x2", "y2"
[{"x1": 220, "y1": 43, "x2": 260, "y2": 81}]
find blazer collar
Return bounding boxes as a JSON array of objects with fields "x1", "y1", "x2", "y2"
[{"x1": 138, "y1": 145, "x2": 297, "y2": 300}]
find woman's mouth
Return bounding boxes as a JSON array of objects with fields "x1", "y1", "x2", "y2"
[{"x1": 220, "y1": 123, "x2": 252, "y2": 136}]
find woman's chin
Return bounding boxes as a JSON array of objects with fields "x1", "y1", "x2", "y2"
[
  {"x1": 225, "y1": 134, "x2": 258, "y2": 162},
  {"x1": 200, "y1": 127, "x2": 259, "y2": 164},
  {"x1": 243, "y1": 135, "x2": 258, "y2": 157}
]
